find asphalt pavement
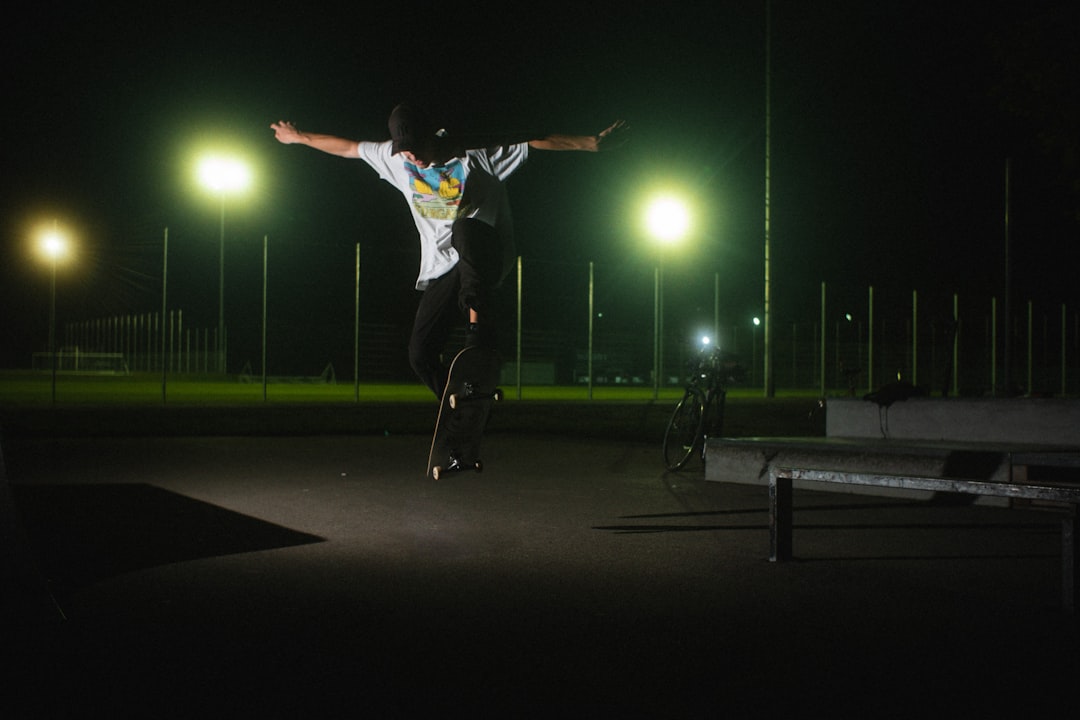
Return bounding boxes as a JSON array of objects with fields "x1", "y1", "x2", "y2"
[{"x1": 2, "y1": 422, "x2": 1078, "y2": 718}]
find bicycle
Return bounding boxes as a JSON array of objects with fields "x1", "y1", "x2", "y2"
[{"x1": 662, "y1": 345, "x2": 730, "y2": 471}]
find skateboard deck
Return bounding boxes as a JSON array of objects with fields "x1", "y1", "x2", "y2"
[{"x1": 426, "y1": 346, "x2": 502, "y2": 479}]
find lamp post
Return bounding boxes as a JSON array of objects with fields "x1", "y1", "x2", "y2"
[
  {"x1": 197, "y1": 155, "x2": 251, "y2": 373},
  {"x1": 644, "y1": 195, "x2": 690, "y2": 399},
  {"x1": 752, "y1": 316, "x2": 761, "y2": 387},
  {"x1": 38, "y1": 225, "x2": 69, "y2": 404}
]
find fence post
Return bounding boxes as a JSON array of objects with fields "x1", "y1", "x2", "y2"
[
  {"x1": 912, "y1": 290, "x2": 918, "y2": 386},
  {"x1": 653, "y1": 267, "x2": 660, "y2": 400},
  {"x1": 355, "y1": 242, "x2": 362, "y2": 402},
  {"x1": 516, "y1": 256, "x2": 523, "y2": 400},
  {"x1": 714, "y1": 272, "x2": 720, "y2": 354},
  {"x1": 1027, "y1": 300, "x2": 1033, "y2": 395},
  {"x1": 264, "y1": 235, "x2": 270, "y2": 403},
  {"x1": 991, "y1": 297, "x2": 998, "y2": 395},
  {"x1": 161, "y1": 228, "x2": 168, "y2": 404},
  {"x1": 819, "y1": 282, "x2": 826, "y2": 396},
  {"x1": 952, "y1": 293, "x2": 960, "y2": 396},
  {"x1": 1060, "y1": 303, "x2": 1067, "y2": 397},
  {"x1": 868, "y1": 286, "x2": 874, "y2": 393},
  {"x1": 588, "y1": 261, "x2": 594, "y2": 401}
]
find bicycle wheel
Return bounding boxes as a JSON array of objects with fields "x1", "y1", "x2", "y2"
[{"x1": 663, "y1": 388, "x2": 706, "y2": 470}]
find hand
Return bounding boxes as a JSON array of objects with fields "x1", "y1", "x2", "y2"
[
  {"x1": 271, "y1": 120, "x2": 303, "y2": 144},
  {"x1": 596, "y1": 119, "x2": 629, "y2": 151}
]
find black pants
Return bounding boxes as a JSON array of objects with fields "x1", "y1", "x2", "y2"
[{"x1": 408, "y1": 218, "x2": 504, "y2": 399}]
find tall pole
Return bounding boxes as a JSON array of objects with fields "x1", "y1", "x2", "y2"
[
  {"x1": 1027, "y1": 300, "x2": 1033, "y2": 395},
  {"x1": 653, "y1": 266, "x2": 660, "y2": 399},
  {"x1": 819, "y1": 282, "x2": 826, "y2": 396},
  {"x1": 868, "y1": 285, "x2": 874, "y2": 392},
  {"x1": 912, "y1": 290, "x2": 919, "y2": 386},
  {"x1": 763, "y1": 0, "x2": 775, "y2": 397},
  {"x1": 588, "y1": 261, "x2": 594, "y2": 401},
  {"x1": 354, "y1": 242, "x2": 361, "y2": 403},
  {"x1": 262, "y1": 235, "x2": 269, "y2": 402},
  {"x1": 658, "y1": 265, "x2": 665, "y2": 389},
  {"x1": 218, "y1": 193, "x2": 226, "y2": 373},
  {"x1": 991, "y1": 297, "x2": 997, "y2": 395},
  {"x1": 161, "y1": 227, "x2": 168, "y2": 405},
  {"x1": 198, "y1": 155, "x2": 250, "y2": 373},
  {"x1": 714, "y1": 272, "x2": 720, "y2": 349},
  {"x1": 1062, "y1": 303, "x2": 1068, "y2": 397},
  {"x1": 1003, "y1": 158, "x2": 1012, "y2": 394},
  {"x1": 49, "y1": 253, "x2": 58, "y2": 405},
  {"x1": 953, "y1": 293, "x2": 961, "y2": 397},
  {"x1": 516, "y1": 256, "x2": 523, "y2": 399},
  {"x1": 752, "y1": 319, "x2": 759, "y2": 387}
]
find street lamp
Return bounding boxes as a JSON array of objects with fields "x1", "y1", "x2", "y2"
[
  {"x1": 644, "y1": 194, "x2": 691, "y2": 398},
  {"x1": 197, "y1": 155, "x2": 251, "y2": 373},
  {"x1": 645, "y1": 196, "x2": 691, "y2": 244},
  {"x1": 37, "y1": 225, "x2": 69, "y2": 404}
]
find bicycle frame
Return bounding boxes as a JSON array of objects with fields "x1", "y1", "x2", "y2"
[{"x1": 663, "y1": 347, "x2": 728, "y2": 470}]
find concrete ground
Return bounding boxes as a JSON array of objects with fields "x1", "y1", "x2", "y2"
[{"x1": 2, "y1": 421, "x2": 1078, "y2": 717}]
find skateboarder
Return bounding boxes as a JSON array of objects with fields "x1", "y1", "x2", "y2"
[{"x1": 271, "y1": 106, "x2": 627, "y2": 399}]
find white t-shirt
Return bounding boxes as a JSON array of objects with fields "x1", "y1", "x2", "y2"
[{"x1": 356, "y1": 140, "x2": 529, "y2": 289}]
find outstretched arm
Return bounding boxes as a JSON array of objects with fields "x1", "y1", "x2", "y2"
[
  {"x1": 271, "y1": 120, "x2": 360, "y2": 158},
  {"x1": 445, "y1": 120, "x2": 629, "y2": 155},
  {"x1": 528, "y1": 120, "x2": 629, "y2": 152}
]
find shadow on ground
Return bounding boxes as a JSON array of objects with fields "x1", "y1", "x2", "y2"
[{"x1": 12, "y1": 484, "x2": 323, "y2": 596}]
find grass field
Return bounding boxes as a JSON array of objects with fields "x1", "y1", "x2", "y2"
[
  {"x1": 0, "y1": 370, "x2": 825, "y2": 406},
  {"x1": 0, "y1": 370, "x2": 827, "y2": 439}
]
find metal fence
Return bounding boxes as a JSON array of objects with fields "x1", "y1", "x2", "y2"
[{"x1": 58, "y1": 257, "x2": 1079, "y2": 397}]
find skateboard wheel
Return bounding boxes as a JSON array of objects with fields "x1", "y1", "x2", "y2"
[
  {"x1": 449, "y1": 393, "x2": 459, "y2": 410},
  {"x1": 493, "y1": 388, "x2": 503, "y2": 401},
  {"x1": 432, "y1": 466, "x2": 442, "y2": 480},
  {"x1": 474, "y1": 460, "x2": 483, "y2": 473}
]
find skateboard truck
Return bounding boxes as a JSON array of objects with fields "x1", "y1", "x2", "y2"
[
  {"x1": 431, "y1": 451, "x2": 483, "y2": 481},
  {"x1": 449, "y1": 383, "x2": 504, "y2": 409}
]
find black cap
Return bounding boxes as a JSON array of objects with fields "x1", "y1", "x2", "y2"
[{"x1": 389, "y1": 103, "x2": 434, "y2": 155}]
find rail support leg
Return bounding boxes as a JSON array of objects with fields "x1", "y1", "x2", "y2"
[{"x1": 769, "y1": 468, "x2": 792, "y2": 562}]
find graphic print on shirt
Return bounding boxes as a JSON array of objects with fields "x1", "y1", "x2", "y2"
[{"x1": 406, "y1": 160, "x2": 465, "y2": 220}]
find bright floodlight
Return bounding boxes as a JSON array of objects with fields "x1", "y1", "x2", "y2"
[
  {"x1": 197, "y1": 156, "x2": 251, "y2": 193},
  {"x1": 645, "y1": 196, "x2": 690, "y2": 243},
  {"x1": 39, "y1": 230, "x2": 68, "y2": 261}
]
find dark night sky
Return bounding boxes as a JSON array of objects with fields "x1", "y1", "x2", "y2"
[{"x1": 2, "y1": 1, "x2": 1078, "y2": 372}]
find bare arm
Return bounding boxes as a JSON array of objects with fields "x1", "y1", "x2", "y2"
[
  {"x1": 528, "y1": 120, "x2": 628, "y2": 152},
  {"x1": 271, "y1": 120, "x2": 360, "y2": 158}
]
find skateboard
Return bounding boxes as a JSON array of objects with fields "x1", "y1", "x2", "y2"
[{"x1": 426, "y1": 346, "x2": 503, "y2": 479}]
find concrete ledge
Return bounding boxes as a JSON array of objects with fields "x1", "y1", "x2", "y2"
[{"x1": 826, "y1": 397, "x2": 1080, "y2": 445}]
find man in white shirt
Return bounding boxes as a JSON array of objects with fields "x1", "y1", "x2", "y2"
[{"x1": 271, "y1": 105, "x2": 626, "y2": 398}]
